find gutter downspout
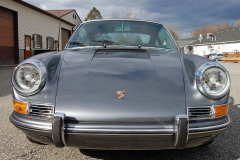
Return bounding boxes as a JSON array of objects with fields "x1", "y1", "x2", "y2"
[
  {"x1": 58, "y1": 18, "x2": 62, "y2": 51},
  {"x1": 223, "y1": 42, "x2": 225, "y2": 53}
]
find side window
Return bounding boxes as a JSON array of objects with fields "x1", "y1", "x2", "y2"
[
  {"x1": 78, "y1": 27, "x2": 87, "y2": 40},
  {"x1": 157, "y1": 27, "x2": 177, "y2": 50},
  {"x1": 72, "y1": 27, "x2": 87, "y2": 43},
  {"x1": 69, "y1": 26, "x2": 89, "y2": 47}
]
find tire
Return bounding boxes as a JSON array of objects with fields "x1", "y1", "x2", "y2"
[
  {"x1": 215, "y1": 58, "x2": 219, "y2": 61},
  {"x1": 26, "y1": 136, "x2": 47, "y2": 145}
]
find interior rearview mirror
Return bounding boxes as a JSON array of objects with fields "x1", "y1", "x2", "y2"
[{"x1": 115, "y1": 26, "x2": 131, "y2": 32}]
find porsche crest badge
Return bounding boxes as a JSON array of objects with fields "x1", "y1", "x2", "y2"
[{"x1": 116, "y1": 91, "x2": 125, "y2": 99}]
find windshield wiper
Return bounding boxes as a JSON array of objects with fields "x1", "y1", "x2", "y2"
[
  {"x1": 67, "y1": 41, "x2": 85, "y2": 47},
  {"x1": 127, "y1": 43, "x2": 142, "y2": 48},
  {"x1": 91, "y1": 40, "x2": 119, "y2": 45}
]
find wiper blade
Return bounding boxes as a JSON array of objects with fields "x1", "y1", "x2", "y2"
[
  {"x1": 91, "y1": 40, "x2": 119, "y2": 45},
  {"x1": 68, "y1": 41, "x2": 85, "y2": 46}
]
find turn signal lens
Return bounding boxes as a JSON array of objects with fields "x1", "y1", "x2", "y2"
[
  {"x1": 13, "y1": 100, "x2": 28, "y2": 114},
  {"x1": 214, "y1": 104, "x2": 229, "y2": 118}
]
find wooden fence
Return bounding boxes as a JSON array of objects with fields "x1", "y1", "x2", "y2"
[{"x1": 222, "y1": 52, "x2": 240, "y2": 63}]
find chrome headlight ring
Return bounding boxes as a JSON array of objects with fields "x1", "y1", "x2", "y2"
[
  {"x1": 196, "y1": 62, "x2": 230, "y2": 99},
  {"x1": 12, "y1": 59, "x2": 47, "y2": 96}
]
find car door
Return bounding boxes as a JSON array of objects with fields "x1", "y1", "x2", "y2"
[{"x1": 219, "y1": 54, "x2": 224, "y2": 60}]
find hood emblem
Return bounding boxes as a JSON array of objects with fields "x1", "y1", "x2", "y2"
[{"x1": 117, "y1": 91, "x2": 125, "y2": 99}]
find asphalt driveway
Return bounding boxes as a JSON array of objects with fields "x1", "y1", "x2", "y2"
[{"x1": 0, "y1": 62, "x2": 240, "y2": 160}]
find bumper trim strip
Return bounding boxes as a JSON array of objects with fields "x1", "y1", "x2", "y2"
[
  {"x1": 10, "y1": 112, "x2": 52, "y2": 131},
  {"x1": 189, "y1": 115, "x2": 230, "y2": 132},
  {"x1": 66, "y1": 128, "x2": 174, "y2": 134},
  {"x1": 10, "y1": 112, "x2": 230, "y2": 136}
]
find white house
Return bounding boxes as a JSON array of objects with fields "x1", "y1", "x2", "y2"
[
  {"x1": 0, "y1": 0, "x2": 81, "y2": 65},
  {"x1": 190, "y1": 27, "x2": 240, "y2": 57},
  {"x1": 46, "y1": 9, "x2": 82, "y2": 30}
]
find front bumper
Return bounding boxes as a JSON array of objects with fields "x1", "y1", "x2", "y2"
[{"x1": 10, "y1": 111, "x2": 230, "y2": 150}]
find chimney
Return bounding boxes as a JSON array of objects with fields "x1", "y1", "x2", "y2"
[
  {"x1": 207, "y1": 33, "x2": 213, "y2": 39},
  {"x1": 199, "y1": 34, "x2": 203, "y2": 43}
]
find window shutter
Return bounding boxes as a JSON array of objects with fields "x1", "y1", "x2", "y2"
[
  {"x1": 46, "y1": 37, "x2": 48, "y2": 49},
  {"x1": 33, "y1": 34, "x2": 35, "y2": 49},
  {"x1": 40, "y1": 36, "x2": 42, "y2": 48},
  {"x1": 52, "y1": 38, "x2": 54, "y2": 49}
]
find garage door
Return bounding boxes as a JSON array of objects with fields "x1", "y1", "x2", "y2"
[
  {"x1": 0, "y1": 7, "x2": 15, "y2": 65},
  {"x1": 61, "y1": 28, "x2": 71, "y2": 50}
]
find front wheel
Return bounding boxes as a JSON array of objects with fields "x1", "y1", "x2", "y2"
[{"x1": 215, "y1": 58, "x2": 219, "y2": 61}]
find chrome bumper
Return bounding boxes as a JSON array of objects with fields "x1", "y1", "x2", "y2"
[{"x1": 10, "y1": 111, "x2": 231, "y2": 149}]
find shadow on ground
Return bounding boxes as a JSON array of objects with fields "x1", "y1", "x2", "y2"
[
  {"x1": 79, "y1": 96, "x2": 240, "y2": 160},
  {"x1": 0, "y1": 67, "x2": 14, "y2": 97}
]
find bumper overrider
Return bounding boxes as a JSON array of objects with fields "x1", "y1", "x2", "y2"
[{"x1": 9, "y1": 111, "x2": 230, "y2": 150}]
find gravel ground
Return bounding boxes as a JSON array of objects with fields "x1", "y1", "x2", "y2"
[{"x1": 0, "y1": 62, "x2": 240, "y2": 160}]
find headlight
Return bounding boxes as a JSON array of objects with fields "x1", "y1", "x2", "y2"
[
  {"x1": 196, "y1": 62, "x2": 230, "y2": 99},
  {"x1": 12, "y1": 59, "x2": 47, "y2": 96}
]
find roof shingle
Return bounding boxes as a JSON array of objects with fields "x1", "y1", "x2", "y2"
[
  {"x1": 46, "y1": 9, "x2": 75, "y2": 17},
  {"x1": 190, "y1": 27, "x2": 240, "y2": 45}
]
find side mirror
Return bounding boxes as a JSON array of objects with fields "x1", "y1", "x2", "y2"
[{"x1": 184, "y1": 45, "x2": 193, "y2": 54}]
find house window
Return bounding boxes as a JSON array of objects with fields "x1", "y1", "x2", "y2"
[
  {"x1": 33, "y1": 34, "x2": 42, "y2": 49},
  {"x1": 73, "y1": 14, "x2": 74, "y2": 18},
  {"x1": 47, "y1": 37, "x2": 54, "y2": 50}
]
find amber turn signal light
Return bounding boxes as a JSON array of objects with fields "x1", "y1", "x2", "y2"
[
  {"x1": 214, "y1": 104, "x2": 229, "y2": 118},
  {"x1": 13, "y1": 99, "x2": 28, "y2": 114}
]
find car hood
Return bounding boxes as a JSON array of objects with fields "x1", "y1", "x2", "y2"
[{"x1": 55, "y1": 48, "x2": 186, "y2": 123}]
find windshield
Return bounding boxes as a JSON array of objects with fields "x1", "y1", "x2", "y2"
[{"x1": 67, "y1": 20, "x2": 178, "y2": 50}]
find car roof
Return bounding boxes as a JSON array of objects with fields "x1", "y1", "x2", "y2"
[{"x1": 81, "y1": 19, "x2": 164, "y2": 27}]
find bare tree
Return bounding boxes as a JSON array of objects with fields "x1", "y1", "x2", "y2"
[
  {"x1": 166, "y1": 24, "x2": 182, "y2": 40},
  {"x1": 123, "y1": 12, "x2": 133, "y2": 19},
  {"x1": 192, "y1": 23, "x2": 232, "y2": 37},
  {"x1": 111, "y1": 12, "x2": 119, "y2": 19},
  {"x1": 235, "y1": 19, "x2": 240, "y2": 27},
  {"x1": 110, "y1": 11, "x2": 137, "y2": 19}
]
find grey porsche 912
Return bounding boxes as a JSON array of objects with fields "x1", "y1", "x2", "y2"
[{"x1": 10, "y1": 19, "x2": 231, "y2": 150}]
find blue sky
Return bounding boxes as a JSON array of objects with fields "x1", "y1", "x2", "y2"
[{"x1": 26, "y1": 0, "x2": 240, "y2": 38}]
